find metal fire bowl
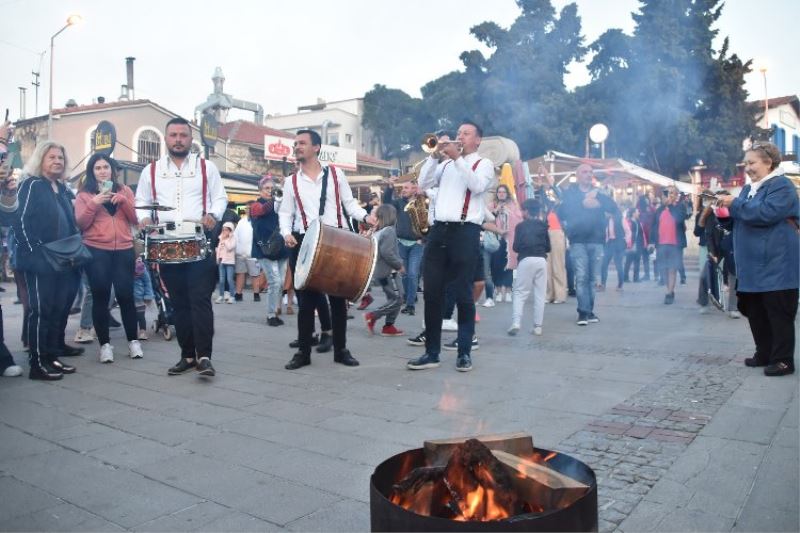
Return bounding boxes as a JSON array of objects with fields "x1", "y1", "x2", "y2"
[{"x1": 370, "y1": 447, "x2": 598, "y2": 532}]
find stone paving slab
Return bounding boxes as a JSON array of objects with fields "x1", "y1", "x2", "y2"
[{"x1": 0, "y1": 274, "x2": 797, "y2": 531}]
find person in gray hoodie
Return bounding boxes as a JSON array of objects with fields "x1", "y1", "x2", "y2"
[{"x1": 364, "y1": 204, "x2": 405, "y2": 336}]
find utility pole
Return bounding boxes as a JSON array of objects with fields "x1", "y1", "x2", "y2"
[
  {"x1": 18, "y1": 87, "x2": 27, "y2": 119},
  {"x1": 31, "y1": 71, "x2": 41, "y2": 116}
]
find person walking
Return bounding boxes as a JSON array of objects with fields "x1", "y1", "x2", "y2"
[
  {"x1": 508, "y1": 199, "x2": 550, "y2": 336},
  {"x1": 364, "y1": 204, "x2": 405, "y2": 337}
]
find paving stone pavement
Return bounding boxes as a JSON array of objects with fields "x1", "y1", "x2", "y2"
[{"x1": 0, "y1": 270, "x2": 796, "y2": 532}]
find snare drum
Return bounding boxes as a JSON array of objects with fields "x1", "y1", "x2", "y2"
[
  {"x1": 294, "y1": 219, "x2": 377, "y2": 301},
  {"x1": 145, "y1": 233, "x2": 208, "y2": 264}
]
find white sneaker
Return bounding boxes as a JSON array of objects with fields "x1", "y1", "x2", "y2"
[
  {"x1": 225, "y1": 294, "x2": 234, "y2": 304},
  {"x1": 533, "y1": 326, "x2": 543, "y2": 336},
  {"x1": 138, "y1": 329, "x2": 149, "y2": 341},
  {"x1": 214, "y1": 295, "x2": 224, "y2": 304},
  {"x1": 507, "y1": 324, "x2": 520, "y2": 336},
  {"x1": 73, "y1": 327, "x2": 95, "y2": 344},
  {"x1": 128, "y1": 340, "x2": 144, "y2": 359},
  {"x1": 504, "y1": 293, "x2": 512, "y2": 303},
  {"x1": 283, "y1": 294, "x2": 288, "y2": 305},
  {"x1": 99, "y1": 343, "x2": 114, "y2": 363},
  {"x1": 483, "y1": 298, "x2": 496, "y2": 308},
  {"x1": 728, "y1": 311, "x2": 741, "y2": 319},
  {"x1": 2, "y1": 365, "x2": 23, "y2": 377},
  {"x1": 441, "y1": 318, "x2": 458, "y2": 331}
]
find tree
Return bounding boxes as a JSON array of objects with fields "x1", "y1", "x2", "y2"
[{"x1": 362, "y1": 85, "x2": 431, "y2": 161}]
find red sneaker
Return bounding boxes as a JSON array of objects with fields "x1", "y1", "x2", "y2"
[
  {"x1": 357, "y1": 293, "x2": 374, "y2": 310},
  {"x1": 380, "y1": 324, "x2": 404, "y2": 337},
  {"x1": 364, "y1": 312, "x2": 377, "y2": 335}
]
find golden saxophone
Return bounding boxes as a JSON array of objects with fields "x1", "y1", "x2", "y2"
[{"x1": 404, "y1": 194, "x2": 430, "y2": 238}]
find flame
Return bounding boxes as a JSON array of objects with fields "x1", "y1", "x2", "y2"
[
  {"x1": 543, "y1": 451, "x2": 557, "y2": 462},
  {"x1": 437, "y1": 381, "x2": 463, "y2": 412}
]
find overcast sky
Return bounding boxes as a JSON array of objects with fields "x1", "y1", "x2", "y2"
[{"x1": 1, "y1": 0, "x2": 797, "y2": 125}]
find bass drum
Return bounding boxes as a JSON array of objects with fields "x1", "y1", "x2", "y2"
[{"x1": 294, "y1": 219, "x2": 377, "y2": 301}]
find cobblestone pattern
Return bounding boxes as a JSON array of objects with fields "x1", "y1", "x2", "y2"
[{"x1": 556, "y1": 361, "x2": 746, "y2": 532}]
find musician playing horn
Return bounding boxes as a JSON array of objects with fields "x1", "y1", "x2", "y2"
[
  {"x1": 279, "y1": 129, "x2": 377, "y2": 370},
  {"x1": 136, "y1": 117, "x2": 227, "y2": 378},
  {"x1": 406, "y1": 122, "x2": 493, "y2": 372},
  {"x1": 383, "y1": 177, "x2": 425, "y2": 316}
]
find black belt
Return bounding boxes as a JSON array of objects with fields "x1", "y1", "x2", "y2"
[{"x1": 433, "y1": 221, "x2": 480, "y2": 227}]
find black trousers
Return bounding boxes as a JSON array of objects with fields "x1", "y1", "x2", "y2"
[
  {"x1": 160, "y1": 255, "x2": 218, "y2": 359},
  {"x1": 85, "y1": 246, "x2": 138, "y2": 345},
  {"x1": 738, "y1": 289, "x2": 798, "y2": 366},
  {"x1": 289, "y1": 232, "x2": 347, "y2": 356},
  {"x1": 423, "y1": 222, "x2": 481, "y2": 356},
  {"x1": 0, "y1": 306, "x2": 16, "y2": 371},
  {"x1": 24, "y1": 268, "x2": 80, "y2": 366}
]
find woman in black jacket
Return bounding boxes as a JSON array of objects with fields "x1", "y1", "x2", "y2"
[{"x1": 14, "y1": 141, "x2": 83, "y2": 380}]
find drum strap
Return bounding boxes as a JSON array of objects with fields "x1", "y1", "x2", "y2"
[
  {"x1": 149, "y1": 157, "x2": 208, "y2": 221},
  {"x1": 291, "y1": 166, "x2": 343, "y2": 231},
  {"x1": 461, "y1": 158, "x2": 482, "y2": 222}
]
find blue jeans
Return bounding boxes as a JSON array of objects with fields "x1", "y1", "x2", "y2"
[
  {"x1": 398, "y1": 241, "x2": 423, "y2": 308},
  {"x1": 218, "y1": 263, "x2": 235, "y2": 296},
  {"x1": 258, "y1": 258, "x2": 287, "y2": 316},
  {"x1": 482, "y1": 246, "x2": 494, "y2": 299},
  {"x1": 570, "y1": 242, "x2": 603, "y2": 316}
]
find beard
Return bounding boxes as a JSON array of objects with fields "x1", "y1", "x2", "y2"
[{"x1": 168, "y1": 146, "x2": 190, "y2": 158}]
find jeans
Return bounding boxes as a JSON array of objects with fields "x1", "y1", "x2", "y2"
[
  {"x1": 85, "y1": 247, "x2": 138, "y2": 345},
  {"x1": 482, "y1": 246, "x2": 495, "y2": 300},
  {"x1": 570, "y1": 242, "x2": 603, "y2": 316},
  {"x1": 258, "y1": 258, "x2": 288, "y2": 316},
  {"x1": 397, "y1": 242, "x2": 423, "y2": 308},
  {"x1": 372, "y1": 275, "x2": 402, "y2": 325},
  {"x1": 217, "y1": 263, "x2": 235, "y2": 297},
  {"x1": 601, "y1": 239, "x2": 625, "y2": 288}
]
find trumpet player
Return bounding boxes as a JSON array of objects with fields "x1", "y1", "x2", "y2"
[{"x1": 406, "y1": 122, "x2": 493, "y2": 372}]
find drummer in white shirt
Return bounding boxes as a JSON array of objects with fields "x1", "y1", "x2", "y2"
[
  {"x1": 406, "y1": 122, "x2": 493, "y2": 373},
  {"x1": 137, "y1": 117, "x2": 227, "y2": 378},
  {"x1": 279, "y1": 129, "x2": 377, "y2": 370}
]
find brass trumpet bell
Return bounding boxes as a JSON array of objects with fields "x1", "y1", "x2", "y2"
[{"x1": 421, "y1": 133, "x2": 439, "y2": 154}]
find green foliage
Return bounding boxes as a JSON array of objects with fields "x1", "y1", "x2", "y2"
[{"x1": 362, "y1": 84, "x2": 432, "y2": 161}]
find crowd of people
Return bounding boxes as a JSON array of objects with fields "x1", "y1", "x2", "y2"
[{"x1": 0, "y1": 112, "x2": 796, "y2": 381}]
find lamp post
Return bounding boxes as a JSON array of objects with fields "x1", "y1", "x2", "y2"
[
  {"x1": 48, "y1": 14, "x2": 82, "y2": 139},
  {"x1": 759, "y1": 65, "x2": 769, "y2": 128},
  {"x1": 589, "y1": 123, "x2": 609, "y2": 159}
]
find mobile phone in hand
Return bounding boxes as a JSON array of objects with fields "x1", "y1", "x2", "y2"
[{"x1": 101, "y1": 180, "x2": 113, "y2": 193}]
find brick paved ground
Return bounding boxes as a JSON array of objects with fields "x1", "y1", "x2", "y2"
[{"x1": 0, "y1": 268, "x2": 796, "y2": 532}]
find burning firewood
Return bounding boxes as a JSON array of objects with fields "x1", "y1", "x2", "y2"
[{"x1": 423, "y1": 432, "x2": 535, "y2": 466}]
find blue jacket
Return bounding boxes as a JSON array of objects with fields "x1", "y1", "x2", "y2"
[{"x1": 730, "y1": 173, "x2": 799, "y2": 292}]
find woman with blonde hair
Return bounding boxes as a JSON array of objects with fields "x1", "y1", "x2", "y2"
[{"x1": 13, "y1": 141, "x2": 84, "y2": 380}]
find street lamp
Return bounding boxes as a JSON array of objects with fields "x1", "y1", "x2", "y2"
[
  {"x1": 759, "y1": 64, "x2": 769, "y2": 128},
  {"x1": 589, "y1": 123, "x2": 609, "y2": 159},
  {"x1": 48, "y1": 14, "x2": 82, "y2": 139}
]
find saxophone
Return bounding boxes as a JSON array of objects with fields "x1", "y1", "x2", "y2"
[{"x1": 404, "y1": 194, "x2": 430, "y2": 238}]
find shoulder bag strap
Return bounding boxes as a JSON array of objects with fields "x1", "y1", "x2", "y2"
[
  {"x1": 291, "y1": 173, "x2": 307, "y2": 231},
  {"x1": 318, "y1": 166, "x2": 329, "y2": 220},
  {"x1": 461, "y1": 158, "x2": 482, "y2": 222},
  {"x1": 329, "y1": 165, "x2": 343, "y2": 228}
]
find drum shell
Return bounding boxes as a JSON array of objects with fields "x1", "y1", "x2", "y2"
[
  {"x1": 145, "y1": 234, "x2": 208, "y2": 264},
  {"x1": 296, "y1": 222, "x2": 377, "y2": 301}
]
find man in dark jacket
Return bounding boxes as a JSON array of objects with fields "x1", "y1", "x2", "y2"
[
  {"x1": 557, "y1": 164, "x2": 618, "y2": 325},
  {"x1": 650, "y1": 186, "x2": 690, "y2": 304},
  {"x1": 383, "y1": 178, "x2": 424, "y2": 315}
]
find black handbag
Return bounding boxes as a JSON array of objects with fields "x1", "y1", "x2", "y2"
[
  {"x1": 258, "y1": 229, "x2": 286, "y2": 260},
  {"x1": 40, "y1": 234, "x2": 92, "y2": 271}
]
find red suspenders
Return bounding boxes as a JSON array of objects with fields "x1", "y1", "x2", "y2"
[
  {"x1": 291, "y1": 166, "x2": 343, "y2": 231},
  {"x1": 148, "y1": 157, "x2": 208, "y2": 222}
]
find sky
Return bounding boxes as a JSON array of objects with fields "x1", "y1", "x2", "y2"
[{"x1": 0, "y1": 0, "x2": 797, "y2": 124}]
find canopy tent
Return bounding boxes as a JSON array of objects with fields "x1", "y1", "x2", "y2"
[{"x1": 524, "y1": 151, "x2": 694, "y2": 195}]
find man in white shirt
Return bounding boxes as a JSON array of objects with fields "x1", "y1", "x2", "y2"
[
  {"x1": 406, "y1": 122, "x2": 493, "y2": 372},
  {"x1": 279, "y1": 129, "x2": 376, "y2": 370},
  {"x1": 137, "y1": 117, "x2": 227, "y2": 378}
]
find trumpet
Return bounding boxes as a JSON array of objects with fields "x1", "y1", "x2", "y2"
[{"x1": 420, "y1": 133, "x2": 462, "y2": 155}]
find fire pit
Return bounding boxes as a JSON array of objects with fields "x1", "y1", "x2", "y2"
[{"x1": 370, "y1": 434, "x2": 598, "y2": 532}]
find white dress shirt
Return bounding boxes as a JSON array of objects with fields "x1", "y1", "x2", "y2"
[
  {"x1": 136, "y1": 154, "x2": 227, "y2": 233},
  {"x1": 279, "y1": 164, "x2": 367, "y2": 236},
  {"x1": 418, "y1": 152, "x2": 493, "y2": 225}
]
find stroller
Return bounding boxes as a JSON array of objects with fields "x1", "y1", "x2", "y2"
[
  {"x1": 146, "y1": 261, "x2": 176, "y2": 341},
  {"x1": 706, "y1": 258, "x2": 728, "y2": 312}
]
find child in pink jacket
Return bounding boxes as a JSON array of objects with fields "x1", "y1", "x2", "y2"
[{"x1": 215, "y1": 222, "x2": 236, "y2": 303}]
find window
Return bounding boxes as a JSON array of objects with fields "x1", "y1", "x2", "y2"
[
  {"x1": 345, "y1": 134, "x2": 353, "y2": 144},
  {"x1": 137, "y1": 129, "x2": 161, "y2": 163},
  {"x1": 328, "y1": 133, "x2": 340, "y2": 146}
]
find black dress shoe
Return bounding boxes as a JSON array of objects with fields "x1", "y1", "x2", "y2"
[
  {"x1": 289, "y1": 335, "x2": 318, "y2": 349},
  {"x1": 59, "y1": 344, "x2": 85, "y2": 357},
  {"x1": 50, "y1": 359, "x2": 76, "y2": 374},
  {"x1": 316, "y1": 333, "x2": 333, "y2": 353},
  {"x1": 29, "y1": 363, "x2": 63, "y2": 381},
  {"x1": 333, "y1": 349, "x2": 359, "y2": 367},
  {"x1": 744, "y1": 356, "x2": 769, "y2": 367},
  {"x1": 168, "y1": 358, "x2": 196, "y2": 375},
  {"x1": 764, "y1": 361, "x2": 794, "y2": 376},
  {"x1": 196, "y1": 358, "x2": 215, "y2": 377},
  {"x1": 285, "y1": 352, "x2": 311, "y2": 370}
]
